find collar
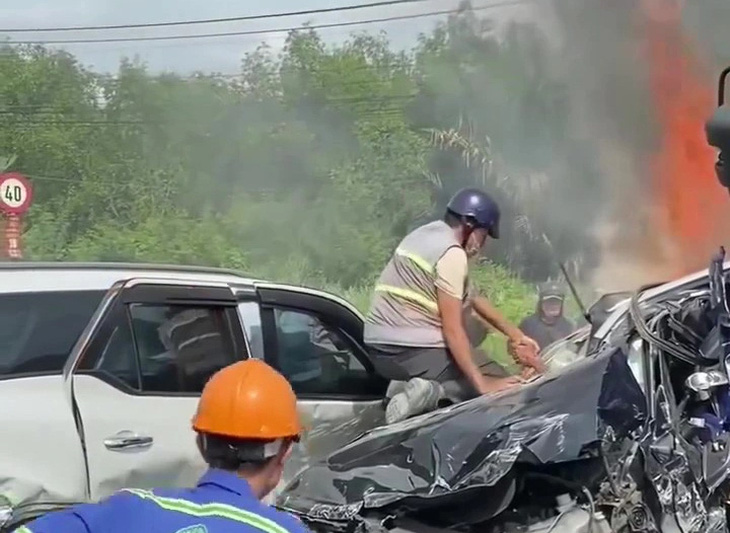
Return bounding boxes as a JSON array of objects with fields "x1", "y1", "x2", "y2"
[{"x1": 197, "y1": 469, "x2": 257, "y2": 499}]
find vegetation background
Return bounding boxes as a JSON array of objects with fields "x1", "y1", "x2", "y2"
[{"x1": 2, "y1": 1, "x2": 725, "y2": 364}]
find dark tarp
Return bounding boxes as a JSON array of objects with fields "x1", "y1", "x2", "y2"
[{"x1": 278, "y1": 347, "x2": 646, "y2": 524}]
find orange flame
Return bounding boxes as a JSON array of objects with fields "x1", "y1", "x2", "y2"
[{"x1": 642, "y1": 0, "x2": 730, "y2": 276}]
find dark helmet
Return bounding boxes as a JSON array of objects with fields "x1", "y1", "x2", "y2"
[
  {"x1": 538, "y1": 282, "x2": 565, "y2": 301},
  {"x1": 446, "y1": 188, "x2": 501, "y2": 238}
]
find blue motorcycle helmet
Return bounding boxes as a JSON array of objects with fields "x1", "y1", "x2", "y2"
[{"x1": 445, "y1": 187, "x2": 501, "y2": 239}]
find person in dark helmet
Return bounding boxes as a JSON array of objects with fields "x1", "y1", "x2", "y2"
[
  {"x1": 365, "y1": 187, "x2": 543, "y2": 424},
  {"x1": 518, "y1": 282, "x2": 576, "y2": 352}
]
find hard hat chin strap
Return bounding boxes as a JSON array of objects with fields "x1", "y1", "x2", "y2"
[
  {"x1": 460, "y1": 217, "x2": 477, "y2": 248},
  {"x1": 199, "y1": 433, "x2": 288, "y2": 466}
]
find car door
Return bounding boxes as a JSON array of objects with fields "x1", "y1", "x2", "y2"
[
  {"x1": 250, "y1": 284, "x2": 389, "y2": 487},
  {"x1": 66, "y1": 278, "x2": 247, "y2": 502}
]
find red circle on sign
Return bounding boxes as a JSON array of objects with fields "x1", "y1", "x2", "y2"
[{"x1": 0, "y1": 173, "x2": 33, "y2": 215}]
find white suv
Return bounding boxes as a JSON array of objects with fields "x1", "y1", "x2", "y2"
[{"x1": 0, "y1": 262, "x2": 389, "y2": 530}]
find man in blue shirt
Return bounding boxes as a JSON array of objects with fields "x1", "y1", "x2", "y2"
[{"x1": 13, "y1": 359, "x2": 310, "y2": 533}]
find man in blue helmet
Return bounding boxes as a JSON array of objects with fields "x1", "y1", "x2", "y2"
[{"x1": 365, "y1": 187, "x2": 542, "y2": 424}]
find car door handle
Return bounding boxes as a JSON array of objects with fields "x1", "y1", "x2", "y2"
[{"x1": 104, "y1": 432, "x2": 154, "y2": 451}]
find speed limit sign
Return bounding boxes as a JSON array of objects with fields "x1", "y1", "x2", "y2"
[{"x1": 0, "y1": 173, "x2": 33, "y2": 215}]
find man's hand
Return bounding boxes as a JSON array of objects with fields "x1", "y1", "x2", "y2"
[
  {"x1": 519, "y1": 335, "x2": 540, "y2": 354},
  {"x1": 475, "y1": 375, "x2": 522, "y2": 395},
  {"x1": 508, "y1": 335, "x2": 545, "y2": 373},
  {"x1": 471, "y1": 295, "x2": 545, "y2": 373}
]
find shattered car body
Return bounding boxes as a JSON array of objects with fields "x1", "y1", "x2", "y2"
[
  {"x1": 278, "y1": 347, "x2": 643, "y2": 533},
  {"x1": 278, "y1": 252, "x2": 730, "y2": 533}
]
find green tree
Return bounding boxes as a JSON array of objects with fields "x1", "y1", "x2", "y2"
[{"x1": 0, "y1": 8, "x2": 594, "y2": 305}]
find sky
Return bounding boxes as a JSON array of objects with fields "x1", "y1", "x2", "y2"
[{"x1": 0, "y1": 0, "x2": 540, "y2": 75}]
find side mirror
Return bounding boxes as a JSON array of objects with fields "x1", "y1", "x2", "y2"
[
  {"x1": 686, "y1": 370, "x2": 729, "y2": 400},
  {"x1": 706, "y1": 66, "x2": 730, "y2": 191}
]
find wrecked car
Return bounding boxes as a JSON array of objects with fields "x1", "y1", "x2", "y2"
[{"x1": 276, "y1": 250, "x2": 730, "y2": 533}]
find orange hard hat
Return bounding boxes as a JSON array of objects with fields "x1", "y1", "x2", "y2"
[{"x1": 192, "y1": 359, "x2": 302, "y2": 440}]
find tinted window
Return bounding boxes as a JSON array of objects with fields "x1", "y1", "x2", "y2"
[
  {"x1": 0, "y1": 290, "x2": 105, "y2": 376},
  {"x1": 272, "y1": 308, "x2": 385, "y2": 397},
  {"x1": 93, "y1": 314, "x2": 140, "y2": 390},
  {"x1": 81, "y1": 304, "x2": 240, "y2": 394}
]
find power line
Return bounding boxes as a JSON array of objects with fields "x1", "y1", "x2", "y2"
[
  {"x1": 19, "y1": 173, "x2": 87, "y2": 184},
  {"x1": 0, "y1": 2, "x2": 532, "y2": 45},
  {"x1": 0, "y1": 91, "x2": 419, "y2": 112},
  {"x1": 0, "y1": 60, "x2": 417, "y2": 88},
  {"x1": 1, "y1": 120, "x2": 149, "y2": 125},
  {"x1": 0, "y1": 56, "x2": 483, "y2": 113},
  {"x1": 0, "y1": 0, "x2": 429, "y2": 33},
  {"x1": 0, "y1": 107, "x2": 417, "y2": 124},
  {"x1": 0, "y1": 102, "x2": 419, "y2": 126}
]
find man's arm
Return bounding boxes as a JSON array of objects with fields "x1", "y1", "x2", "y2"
[
  {"x1": 438, "y1": 289, "x2": 517, "y2": 393},
  {"x1": 473, "y1": 295, "x2": 545, "y2": 372},
  {"x1": 435, "y1": 249, "x2": 517, "y2": 394},
  {"x1": 12, "y1": 510, "x2": 90, "y2": 533},
  {"x1": 438, "y1": 289, "x2": 490, "y2": 390},
  {"x1": 14, "y1": 491, "x2": 140, "y2": 533}
]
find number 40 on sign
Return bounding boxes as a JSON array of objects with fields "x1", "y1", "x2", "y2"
[
  {"x1": 0, "y1": 173, "x2": 33, "y2": 260},
  {"x1": 0, "y1": 173, "x2": 32, "y2": 215}
]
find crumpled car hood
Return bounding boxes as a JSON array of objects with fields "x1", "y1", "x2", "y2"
[{"x1": 278, "y1": 348, "x2": 646, "y2": 522}]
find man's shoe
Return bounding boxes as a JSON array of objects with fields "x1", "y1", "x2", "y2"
[
  {"x1": 382, "y1": 380, "x2": 407, "y2": 409},
  {"x1": 385, "y1": 378, "x2": 441, "y2": 424},
  {"x1": 386, "y1": 380, "x2": 407, "y2": 399}
]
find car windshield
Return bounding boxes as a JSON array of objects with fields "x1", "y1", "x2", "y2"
[{"x1": 0, "y1": 290, "x2": 105, "y2": 375}]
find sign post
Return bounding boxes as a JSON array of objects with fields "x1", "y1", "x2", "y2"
[{"x1": 0, "y1": 173, "x2": 33, "y2": 260}]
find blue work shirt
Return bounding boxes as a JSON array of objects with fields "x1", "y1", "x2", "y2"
[{"x1": 14, "y1": 469, "x2": 309, "y2": 533}]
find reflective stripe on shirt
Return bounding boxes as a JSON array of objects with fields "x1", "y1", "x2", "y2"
[
  {"x1": 394, "y1": 247, "x2": 434, "y2": 275},
  {"x1": 378, "y1": 247, "x2": 440, "y2": 313},
  {"x1": 374, "y1": 284, "x2": 438, "y2": 313},
  {"x1": 122, "y1": 489, "x2": 291, "y2": 533}
]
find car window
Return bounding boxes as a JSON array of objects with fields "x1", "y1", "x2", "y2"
[
  {"x1": 94, "y1": 317, "x2": 140, "y2": 390},
  {"x1": 238, "y1": 301, "x2": 264, "y2": 359},
  {"x1": 0, "y1": 290, "x2": 105, "y2": 376},
  {"x1": 271, "y1": 307, "x2": 381, "y2": 396},
  {"x1": 82, "y1": 303, "x2": 239, "y2": 394}
]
